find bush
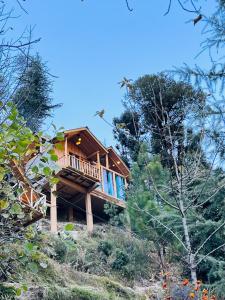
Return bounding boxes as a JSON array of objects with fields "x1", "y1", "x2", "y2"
[
  {"x1": 98, "y1": 240, "x2": 113, "y2": 256},
  {"x1": 53, "y1": 238, "x2": 68, "y2": 263},
  {"x1": 111, "y1": 250, "x2": 129, "y2": 270},
  {"x1": 67, "y1": 226, "x2": 156, "y2": 283},
  {"x1": 0, "y1": 285, "x2": 16, "y2": 300}
]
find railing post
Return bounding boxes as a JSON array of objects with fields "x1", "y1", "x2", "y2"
[
  {"x1": 30, "y1": 188, "x2": 33, "y2": 207},
  {"x1": 105, "y1": 153, "x2": 109, "y2": 169},
  {"x1": 50, "y1": 184, "x2": 57, "y2": 233},
  {"x1": 85, "y1": 192, "x2": 93, "y2": 233},
  {"x1": 101, "y1": 166, "x2": 104, "y2": 192},
  {"x1": 65, "y1": 136, "x2": 68, "y2": 166},
  {"x1": 96, "y1": 151, "x2": 100, "y2": 180}
]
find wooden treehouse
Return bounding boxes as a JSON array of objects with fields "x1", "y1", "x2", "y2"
[{"x1": 48, "y1": 127, "x2": 130, "y2": 233}]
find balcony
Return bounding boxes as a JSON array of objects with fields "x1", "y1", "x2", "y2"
[{"x1": 57, "y1": 155, "x2": 101, "y2": 190}]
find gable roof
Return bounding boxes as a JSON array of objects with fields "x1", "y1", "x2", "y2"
[
  {"x1": 107, "y1": 146, "x2": 130, "y2": 177},
  {"x1": 64, "y1": 127, "x2": 108, "y2": 156}
]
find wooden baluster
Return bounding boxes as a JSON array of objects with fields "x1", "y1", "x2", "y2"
[
  {"x1": 65, "y1": 137, "x2": 68, "y2": 166},
  {"x1": 101, "y1": 166, "x2": 104, "y2": 192}
]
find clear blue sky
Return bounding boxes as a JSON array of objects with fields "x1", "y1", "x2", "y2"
[{"x1": 9, "y1": 0, "x2": 215, "y2": 146}]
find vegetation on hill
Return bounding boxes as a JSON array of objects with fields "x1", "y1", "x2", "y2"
[{"x1": 0, "y1": 225, "x2": 162, "y2": 299}]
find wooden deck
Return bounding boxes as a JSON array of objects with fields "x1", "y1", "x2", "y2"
[{"x1": 58, "y1": 155, "x2": 101, "y2": 181}]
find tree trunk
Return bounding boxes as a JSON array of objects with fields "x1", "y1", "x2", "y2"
[{"x1": 180, "y1": 200, "x2": 197, "y2": 284}]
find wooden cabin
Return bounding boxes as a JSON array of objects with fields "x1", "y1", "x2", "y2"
[{"x1": 49, "y1": 127, "x2": 130, "y2": 233}]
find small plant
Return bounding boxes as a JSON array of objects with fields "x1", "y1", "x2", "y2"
[
  {"x1": 97, "y1": 240, "x2": 113, "y2": 256},
  {"x1": 161, "y1": 271, "x2": 217, "y2": 300},
  {"x1": 111, "y1": 249, "x2": 129, "y2": 270}
]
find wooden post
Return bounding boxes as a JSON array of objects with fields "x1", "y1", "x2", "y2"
[
  {"x1": 68, "y1": 207, "x2": 74, "y2": 222},
  {"x1": 65, "y1": 136, "x2": 68, "y2": 166},
  {"x1": 101, "y1": 166, "x2": 104, "y2": 192},
  {"x1": 112, "y1": 172, "x2": 117, "y2": 198},
  {"x1": 105, "y1": 154, "x2": 109, "y2": 169},
  {"x1": 50, "y1": 184, "x2": 57, "y2": 233},
  {"x1": 85, "y1": 192, "x2": 93, "y2": 233},
  {"x1": 96, "y1": 151, "x2": 100, "y2": 167},
  {"x1": 96, "y1": 151, "x2": 100, "y2": 180},
  {"x1": 125, "y1": 178, "x2": 128, "y2": 189}
]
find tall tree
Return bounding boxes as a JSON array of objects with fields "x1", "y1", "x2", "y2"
[
  {"x1": 113, "y1": 74, "x2": 205, "y2": 167},
  {"x1": 13, "y1": 54, "x2": 61, "y2": 132}
]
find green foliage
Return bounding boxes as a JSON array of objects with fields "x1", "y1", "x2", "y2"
[
  {"x1": 98, "y1": 240, "x2": 113, "y2": 256},
  {"x1": 64, "y1": 226, "x2": 156, "y2": 283},
  {"x1": 64, "y1": 223, "x2": 75, "y2": 231},
  {"x1": 104, "y1": 202, "x2": 125, "y2": 226},
  {"x1": 113, "y1": 73, "x2": 205, "y2": 165},
  {"x1": 111, "y1": 250, "x2": 129, "y2": 270},
  {"x1": 0, "y1": 105, "x2": 61, "y2": 284},
  {"x1": 13, "y1": 54, "x2": 61, "y2": 132}
]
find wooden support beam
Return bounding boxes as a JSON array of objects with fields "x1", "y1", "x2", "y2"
[
  {"x1": 96, "y1": 151, "x2": 100, "y2": 167},
  {"x1": 105, "y1": 154, "x2": 109, "y2": 169},
  {"x1": 91, "y1": 189, "x2": 126, "y2": 208},
  {"x1": 68, "y1": 207, "x2": 74, "y2": 222},
  {"x1": 50, "y1": 184, "x2": 57, "y2": 233},
  {"x1": 85, "y1": 192, "x2": 93, "y2": 233},
  {"x1": 65, "y1": 137, "x2": 68, "y2": 166},
  {"x1": 58, "y1": 176, "x2": 87, "y2": 194},
  {"x1": 101, "y1": 166, "x2": 104, "y2": 192},
  {"x1": 87, "y1": 150, "x2": 99, "y2": 159}
]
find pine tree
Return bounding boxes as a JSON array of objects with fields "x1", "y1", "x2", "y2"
[{"x1": 13, "y1": 54, "x2": 61, "y2": 132}]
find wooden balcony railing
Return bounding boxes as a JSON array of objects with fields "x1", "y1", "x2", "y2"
[
  {"x1": 18, "y1": 181, "x2": 47, "y2": 215},
  {"x1": 58, "y1": 155, "x2": 101, "y2": 181}
]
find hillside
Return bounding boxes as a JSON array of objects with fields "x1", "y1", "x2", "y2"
[{"x1": 1, "y1": 224, "x2": 163, "y2": 300}]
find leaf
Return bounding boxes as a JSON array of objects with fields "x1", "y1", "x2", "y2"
[
  {"x1": 25, "y1": 242, "x2": 34, "y2": 252},
  {"x1": 39, "y1": 261, "x2": 48, "y2": 269},
  {"x1": 50, "y1": 177, "x2": 59, "y2": 185},
  {"x1": 31, "y1": 166, "x2": 39, "y2": 173},
  {"x1": 48, "y1": 149, "x2": 55, "y2": 155},
  {"x1": 64, "y1": 223, "x2": 74, "y2": 231},
  {"x1": 6, "y1": 101, "x2": 13, "y2": 107},
  {"x1": 2, "y1": 213, "x2": 9, "y2": 218},
  {"x1": 22, "y1": 284, "x2": 28, "y2": 292},
  {"x1": 9, "y1": 203, "x2": 22, "y2": 215},
  {"x1": 43, "y1": 166, "x2": 51, "y2": 176},
  {"x1": 0, "y1": 173, "x2": 4, "y2": 181},
  {"x1": 16, "y1": 288, "x2": 22, "y2": 296},
  {"x1": 27, "y1": 262, "x2": 38, "y2": 273},
  {"x1": 50, "y1": 154, "x2": 58, "y2": 162},
  {"x1": 0, "y1": 199, "x2": 9, "y2": 210},
  {"x1": 40, "y1": 157, "x2": 48, "y2": 163},
  {"x1": 55, "y1": 143, "x2": 64, "y2": 150},
  {"x1": 56, "y1": 132, "x2": 64, "y2": 141}
]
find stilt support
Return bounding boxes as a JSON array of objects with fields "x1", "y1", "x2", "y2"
[
  {"x1": 85, "y1": 192, "x2": 93, "y2": 233},
  {"x1": 68, "y1": 207, "x2": 74, "y2": 222}
]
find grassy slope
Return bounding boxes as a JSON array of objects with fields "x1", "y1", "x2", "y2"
[{"x1": 3, "y1": 225, "x2": 161, "y2": 300}]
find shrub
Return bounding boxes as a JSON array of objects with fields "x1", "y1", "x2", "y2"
[
  {"x1": 111, "y1": 250, "x2": 129, "y2": 270},
  {"x1": 53, "y1": 238, "x2": 68, "y2": 263},
  {"x1": 98, "y1": 240, "x2": 113, "y2": 256}
]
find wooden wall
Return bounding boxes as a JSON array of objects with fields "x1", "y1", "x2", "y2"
[
  {"x1": 54, "y1": 140, "x2": 87, "y2": 159},
  {"x1": 67, "y1": 142, "x2": 87, "y2": 159}
]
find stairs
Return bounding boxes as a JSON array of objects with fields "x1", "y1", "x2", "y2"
[{"x1": 9, "y1": 160, "x2": 47, "y2": 226}]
